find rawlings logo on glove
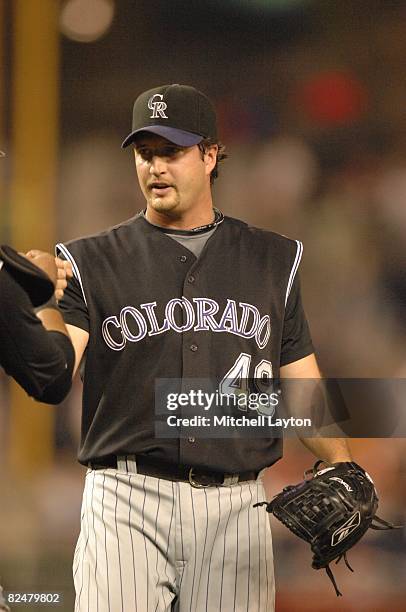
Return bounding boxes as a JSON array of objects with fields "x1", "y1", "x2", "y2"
[{"x1": 254, "y1": 460, "x2": 401, "y2": 596}]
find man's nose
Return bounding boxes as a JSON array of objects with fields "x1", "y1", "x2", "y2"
[{"x1": 149, "y1": 155, "x2": 167, "y2": 175}]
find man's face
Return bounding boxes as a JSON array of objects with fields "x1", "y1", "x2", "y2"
[{"x1": 133, "y1": 133, "x2": 217, "y2": 218}]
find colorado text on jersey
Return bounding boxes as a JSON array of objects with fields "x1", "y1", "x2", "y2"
[{"x1": 101, "y1": 297, "x2": 271, "y2": 351}]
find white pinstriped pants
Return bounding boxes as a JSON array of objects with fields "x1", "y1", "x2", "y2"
[{"x1": 73, "y1": 464, "x2": 275, "y2": 612}]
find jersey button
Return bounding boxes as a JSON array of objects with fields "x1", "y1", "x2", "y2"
[
  {"x1": 180, "y1": 255, "x2": 187, "y2": 262},
  {"x1": 188, "y1": 436, "x2": 195, "y2": 443},
  {"x1": 190, "y1": 343, "x2": 198, "y2": 352},
  {"x1": 188, "y1": 275, "x2": 195, "y2": 284}
]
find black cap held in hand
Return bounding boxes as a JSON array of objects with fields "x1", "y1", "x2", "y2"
[
  {"x1": 121, "y1": 84, "x2": 218, "y2": 148},
  {"x1": 0, "y1": 245, "x2": 54, "y2": 307}
]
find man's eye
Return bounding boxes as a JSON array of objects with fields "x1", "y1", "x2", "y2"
[{"x1": 136, "y1": 147, "x2": 181, "y2": 159}]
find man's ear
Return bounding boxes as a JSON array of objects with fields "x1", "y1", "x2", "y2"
[{"x1": 204, "y1": 144, "x2": 218, "y2": 175}]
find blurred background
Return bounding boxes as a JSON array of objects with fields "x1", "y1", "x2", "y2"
[{"x1": 1, "y1": 0, "x2": 405, "y2": 610}]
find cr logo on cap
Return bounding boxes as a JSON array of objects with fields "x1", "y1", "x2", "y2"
[{"x1": 148, "y1": 93, "x2": 168, "y2": 119}]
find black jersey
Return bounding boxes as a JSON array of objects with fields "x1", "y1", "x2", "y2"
[{"x1": 57, "y1": 214, "x2": 313, "y2": 471}]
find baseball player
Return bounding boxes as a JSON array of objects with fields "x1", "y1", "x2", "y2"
[
  {"x1": 0, "y1": 246, "x2": 74, "y2": 403},
  {"x1": 0, "y1": 248, "x2": 73, "y2": 610},
  {"x1": 47, "y1": 84, "x2": 352, "y2": 611}
]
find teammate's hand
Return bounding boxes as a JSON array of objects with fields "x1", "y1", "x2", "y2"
[
  {"x1": 54, "y1": 256, "x2": 73, "y2": 301},
  {"x1": 24, "y1": 250, "x2": 58, "y2": 284},
  {"x1": 25, "y1": 250, "x2": 73, "y2": 301}
]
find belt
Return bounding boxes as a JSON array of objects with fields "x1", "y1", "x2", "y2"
[{"x1": 88, "y1": 454, "x2": 259, "y2": 488}]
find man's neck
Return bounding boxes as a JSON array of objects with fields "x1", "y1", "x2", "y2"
[{"x1": 145, "y1": 205, "x2": 215, "y2": 231}]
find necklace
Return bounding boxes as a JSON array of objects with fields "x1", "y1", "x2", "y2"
[
  {"x1": 141, "y1": 208, "x2": 224, "y2": 235},
  {"x1": 186, "y1": 208, "x2": 224, "y2": 234}
]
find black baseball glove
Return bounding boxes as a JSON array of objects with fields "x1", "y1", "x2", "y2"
[
  {"x1": 0, "y1": 245, "x2": 54, "y2": 307},
  {"x1": 254, "y1": 460, "x2": 401, "y2": 596}
]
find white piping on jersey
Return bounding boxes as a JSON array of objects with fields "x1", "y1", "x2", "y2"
[
  {"x1": 55, "y1": 243, "x2": 88, "y2": 307},
  {"x1": 284, "y1": 240, "x2": 303, "y2": 307}
]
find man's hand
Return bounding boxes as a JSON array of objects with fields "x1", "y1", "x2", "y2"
[
  {"x1": 25, "y1": 250, "x2": 73, "y2": 301},
  {"x1": 54, "y1": 256, "x2": 73, "y2": 301}
]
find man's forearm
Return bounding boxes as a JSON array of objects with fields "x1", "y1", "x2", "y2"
[
  {"x1": 280, "y1": 355, "x2": 353, "y2": 464},
  {"x1": 298, "y1": 436, "x2": 352, "y2": 464},
  {"x1": 35, "y1": 303, "x2": 70, "y2": 336}
]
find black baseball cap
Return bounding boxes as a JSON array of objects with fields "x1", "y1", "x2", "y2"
[
  {"x1": 0, "y1": 245, "x2": 54, "y2": 307},
  {"x1": 121, "y1": 84, "x2": 218, "y2": 148}
]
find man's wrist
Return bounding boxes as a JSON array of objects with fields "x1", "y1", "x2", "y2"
[{"x1": 299, "y1": 436, "x2": 352, "y2": 465}]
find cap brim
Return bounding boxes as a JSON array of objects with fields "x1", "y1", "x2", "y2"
[{"x1": 121, "y1": 125, "x2": 204, "y2": 148}]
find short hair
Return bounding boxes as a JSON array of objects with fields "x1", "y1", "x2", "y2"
[{"x1": 198, "y1": 138, "x2": 228, "y2": 185}]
